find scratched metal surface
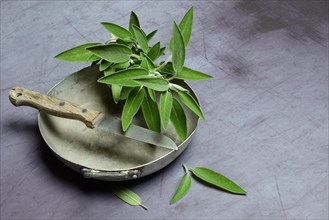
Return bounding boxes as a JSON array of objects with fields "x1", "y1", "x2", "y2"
[{"x1": 1, "y1": 1, "x2": 328, "y2": 219}]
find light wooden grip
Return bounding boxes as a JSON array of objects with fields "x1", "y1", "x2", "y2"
[{"x1": 9, "y1": 86, "x2": 102, "y2": 128}]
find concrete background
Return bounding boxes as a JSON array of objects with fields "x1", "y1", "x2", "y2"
[{"x1": 1, "y1": 0, "x2": 328, "y2": 219}]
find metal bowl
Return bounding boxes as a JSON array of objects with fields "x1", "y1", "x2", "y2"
[{"x1": 38, "y1": 65, "x2": 199, "y2": 181}]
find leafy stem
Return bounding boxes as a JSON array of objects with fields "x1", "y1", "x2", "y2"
[{"x1": 54, "y1": 6, "x2": 211, "y2": 139}]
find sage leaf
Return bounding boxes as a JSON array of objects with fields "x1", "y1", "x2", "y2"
[
  {"x1": 129, "y1": 11, "x2": 140, "y2": 35},
  {"x1": 100, "y1": 60, "x2": 112, "y2": 71},
  {"x1": 134, "y1": 78, "x2": 169, "y2": 91},
  {"x1": 101, "y1": 22, "x2": 133, "y2": 40},
  {"x1": 112, "y1": 186, "x2": 148, "y2": 210},
  {"x1": 160, "y1": 91, "x2": 173, "y2": 129},
  {"x1": 146, "y1": 29, "x2": 158, "y2": 41},
  {"x1": 176, "y1": 67, "x2": 212, "y2": 80},
  {"x1": 122, "y1": 87, "x2": 145, "y2": 131},
  {"x1": 147, "y1": 88, "x2": 157, "y2": 102},
  {"x1": 160, "y1": 62, "x2": 213, "y2": 80},
  {"x1": 170, "y1": 98, "x2": 187, "y2": 140},
  {"x1": 140, "y1": 55, "x2": 148, "y2": 69},
  {"x1": 116, "y1": 38, "x2": 134, "y2": 47},
  {"x1": 170, "y1": 83, "x2": 189, "y2": 93},
  {"x1": 169, "y1": 7, "x2": 193, "y2": 50},
  {"x1": 98, "y1": 68, "x2": 148, "y2": 86},
  {"x1": 141, "y1": 93, "x2": 161, "y2": 132},
  {"x1": 159, "y1": 47, "x2": 166, "y2": 56},
  {"x1": 141, "y1": 53, "x2": 156, "y2": 70},
  {"x1": 170, "y1": 173, "x2": 192, "y2": 205},
  {"x1": 120, "y1": 87, "x2": 134, "y2": 100},
  {"x1": 147, "y1": 42, "x2": 160, "y2": 61},
  {"x1": 172, "y1": 22, "x2": 185, "y2": 73},
  {"x1": 54, "y1": 43, "x2": 101, "y2": 62},
  {"x1": 132, "y1": 25, "x2": 149, "y2": 53},
  {"x1": 177, "y1": 90, "x2": 204, "y2": 120},
  {"x1": 112, "y1": 61, "x2": 130, "y2": 70},
  {"x1": 191, "y1": 167, "x2": 247, "y2": 195},
  {"x1": 104, "y1": 66, "x2": 115, "y2": 76},
  {"x1": 177, "y1": 6, "x2": 193, "y2": 46},
  {"x1": 111, "y1": 85, "x2": 122, "y2": 104},
  {"x1": 104, "y1": 79, "x2": 140, "y2": 87},
  {"x1": 87, "y1": 44, "x2": 131, "y2": 63}
]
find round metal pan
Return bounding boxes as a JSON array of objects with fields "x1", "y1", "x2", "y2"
[{"x1": 38, "y1": 65, "x2": 199, "y2": 181}]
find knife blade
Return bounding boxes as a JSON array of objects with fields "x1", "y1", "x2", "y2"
[{"x1": 9, "y1": 86, "x2": 177, "y2": 150}]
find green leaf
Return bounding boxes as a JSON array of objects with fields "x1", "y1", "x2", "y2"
[
  {"x1": 122, "y1": 87, "x2": 145, "y2": 131},
  {"x1": 160, "y1": 91, "x2": 173, "y2": 129},
  {"x1": 54, "y1": 43, "x2": 101, "y2": 62},
  {"x1": 98, "y1": 68, "x2": 148, "y2": 85},
  {"x1": 112, "y1": 186, "x2": 148, "y2": 210},
  {"x1": 140, "y1": 53, "x2": 156, "y2": 70},
  {"x1": 120, "y1": 87, "x2": 134, "y2": 100},
  {"x1": 104, "y1": 66, "x2": 115, "y2": 76},
  {"x1": 159, "y1": 47, "x2": 166, "y2": 56},
  {"x1": 112, "y1": 61, "x2": 130, "y2": 70},
  {"x1": 100, "y1": 60, "x2": 112, "y2": 71},
  {"x1": 147, "y1": 88, "x2": 157, "y2": 102},
  {"x1": 147, "y1": 42, "x2": 160, "y2": 61},
  {"x1": 177, "y1": 90, "x2": 204, "y2": 120},
  {"x1": 170, "y1": 173, "x2": 192, "y2": 205},
  {"x1": 169, "y1": 7, "x2": 194, "y2": 50},
  {"x1": 110, "y1": 79, "x2": 141, "y2": 87},
  {"x1": 177, "y1": 67, "x2": 212, "y2": 80},
  {"x1": 146, "y1": 29, "x2": 158, "y2": 41},
  {"x1": 101, "y1": 22, "x2": 133, "y2": 40},
  {"x1": 132, "y1": 25, "x2": 149, "y2": 53},
  {"x1": 134, "y1": 78, "x2": 169, "y2": 91},
  {"x1": 140, "y1": 56, "x2": 148, "y2": 69},
  {"x1": 191, "y1": 167, "x2": 247, "y2": 195},
  {"x1": 170, "y1": 98, "x2": 187, "y2": 140},
  {"x1": 172, "y1": 22, "x2": 185, "y2": 73},
  {"x1": 141, "y1": 93, "x2": 161, "y2": 132},
  {"x1": 170, "y1": 83, "x2": 189, "y2": 93},
  {"x1": 111, "y1": 85, "x2": 122, "y2": 104},
  {"x1": 160, "y1": 62, "x2": 212, "y2": 80},
  {"x1": 178, "y1": 6, "x2": 194, "y2": 46},
  {"x1": 116, "y1": 38, "x2": 134, "y2": 47},
  {"x1": 87, "y1": 44, "x2": 131, "y2": 63},
  {"x1": 99, "y1": 69, "x2": 147, "y2": 87},
  {"x1": 129, "y1": 11, "x2": 140, "y2": 35}
]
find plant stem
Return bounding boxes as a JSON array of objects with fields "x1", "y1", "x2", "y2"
[
  {"x1": 183, "y1": 164, "x2": 190, "y2": 174},
  {"x1": 167, "y1": 72, "x2": 177, "y2": 81},
  {"x1": 156, "y1": 55, "x2": 172, "y2": 71},
  {"x1": 140, "y1": 203, "x2": 148, "y2": 210}
]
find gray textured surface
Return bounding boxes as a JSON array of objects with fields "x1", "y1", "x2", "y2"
[{"x1": 1, "y1": 1, "x2": 328, "y2": 219}]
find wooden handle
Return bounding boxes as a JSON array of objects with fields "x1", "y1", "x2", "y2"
[{"x1": 9, "y1": 86, "x2": 102, "y2": 128}]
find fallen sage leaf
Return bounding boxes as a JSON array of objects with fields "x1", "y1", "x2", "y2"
[
  {"x1": 191, "y1": 167, "x2": 247, "y2": 195},
  {"x1": 112, "y1": 186, "x2": 148, "y2": 210},
  {"x1": 170, "y1": 173, "x2": 192, "y2": 205}
]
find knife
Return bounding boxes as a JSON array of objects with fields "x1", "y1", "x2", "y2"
[{"x1": 9, "y1": 86, "x2": 177, "y2": 150}]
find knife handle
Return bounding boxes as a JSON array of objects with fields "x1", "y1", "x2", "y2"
[{"x1": 9, "y1": 86, "x2": 102, "y2": 128}]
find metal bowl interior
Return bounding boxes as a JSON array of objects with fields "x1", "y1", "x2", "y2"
[{"x1": 38, "y1": 65, "x2": 199, "y2": 180}]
